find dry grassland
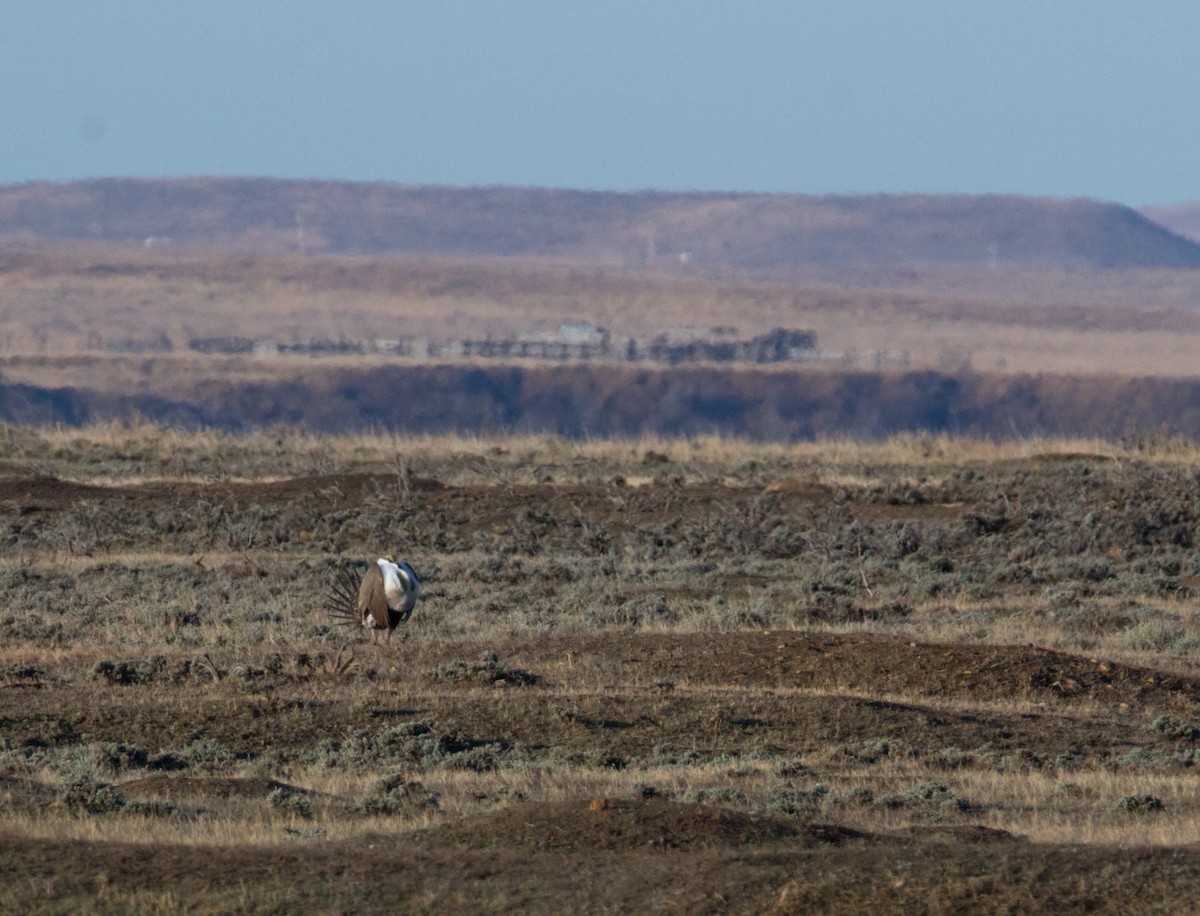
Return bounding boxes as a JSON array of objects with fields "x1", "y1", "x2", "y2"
[
  {"x1": 3, "y1": 425, "x2": 1200, "y2": 910},
  {"x1": 5, "y1": 244, "x2": 1200, "y2": 383}
]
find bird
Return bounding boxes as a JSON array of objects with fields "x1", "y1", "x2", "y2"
[{"x1": 327, "y1": 555, "x2": 420, "y2": 645}]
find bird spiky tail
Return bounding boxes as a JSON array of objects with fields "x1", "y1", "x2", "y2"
[{"x1": 325, "y1": 566, "x2": 362, "y2": 629}]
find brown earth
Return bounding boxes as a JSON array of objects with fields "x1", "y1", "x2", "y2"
[
  {"x1": 3, "y1": 795, "x2": 1200, "y2": 913},
  {"x1": 5, "y1": 449, "x2": 1200, "y2": 911},
  {"x1": 2, "y1": 629, "x2": 1195, "y2": 767},
  {"x1": 1, "y1": 763, "x2": 1196, "y2": 912}
]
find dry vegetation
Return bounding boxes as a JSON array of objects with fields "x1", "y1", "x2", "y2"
[
  {"x1": 5, "y1": 242, "x2": 1200, "y2": 379},
  {"x1": 8, "y1": 243, "x2": 1200, "y2": 444},
  {"x1": 4, "y1": 424, "x2": 1200, "y2": 910}
]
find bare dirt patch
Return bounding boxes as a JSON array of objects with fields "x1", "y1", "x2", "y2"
[{"x1": 419, "y1": 796, "x2": 854, "y2": 852}]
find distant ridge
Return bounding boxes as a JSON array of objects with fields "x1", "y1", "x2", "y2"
[
  {"x1": 1139, "y1": 202, "x2": 1200, "y2": 245},
  {"x1": 3, "y1": 178, "x2": 1200, "y2": 273}
]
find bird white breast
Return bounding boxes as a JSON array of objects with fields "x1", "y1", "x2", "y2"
[
  {"x1": 378, "y1": 558, "x2": 405, "y2": 604},
  {"x1": 378, "y1": 557, "x2": 419, "y2": 608}
]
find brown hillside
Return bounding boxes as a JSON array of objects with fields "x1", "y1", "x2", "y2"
[{"x1": 3, "y1": 178, "x2": 1200, "y2": 272}]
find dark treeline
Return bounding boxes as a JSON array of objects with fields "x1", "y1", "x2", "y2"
[{"x1": 3, "y1": 365, "x2": 1200, "y2": 441}]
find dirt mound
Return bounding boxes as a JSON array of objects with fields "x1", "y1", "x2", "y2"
[
  {"x1": 418, "y1": 797, "x2": 872, "y2": 853},
  {"x1": 0, "y1": 471, "x2": 442, "y2": 515},
  {"x1": 0, "y1": 474, "x2": 115, "y2": 511},
  {"x1": 895, "y1": 824, "x2": 1023, "y2": 844},
  {"x1": 575, "y1": 630, "x2": 1200, "y2": 713},
  {"x1": 4, "y1": 630, "x2": 1196, "y2": 766},
  {"x1": 0, "y1": 825, "x2": 1195, "y2": 914}
]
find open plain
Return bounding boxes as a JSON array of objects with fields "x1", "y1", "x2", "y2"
[
  {"x1": 5, "y1": 184, "x2": 1200, "y2": 909},
  {"x1": 3, "y1": 426, "x2": 1200, "y2": 911}
]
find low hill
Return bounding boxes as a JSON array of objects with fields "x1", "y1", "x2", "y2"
[
  {"x1": 1139, "y1": 201, "x2": 1200, "y2": 244},
  {"x1": 3, "y1": 178, "x2": 1199, "y2": 273}
]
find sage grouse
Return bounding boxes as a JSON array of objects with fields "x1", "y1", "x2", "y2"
[{"x1": 327, "y1": 556, "x2": 420, "y2": 645}]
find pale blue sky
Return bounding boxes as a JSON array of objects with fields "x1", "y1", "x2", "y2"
[{"x1": 3, "y1": 1, "x2": 1197, "y2": 204}]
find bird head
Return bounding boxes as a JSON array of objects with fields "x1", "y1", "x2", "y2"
[{"x1": 385, "y1": 553, "x2": 397, "y2": 563}]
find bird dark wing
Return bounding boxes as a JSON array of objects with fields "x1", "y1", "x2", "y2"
[{"x1": 356, "y1": 562, "x2": 391, "y2": 631}]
